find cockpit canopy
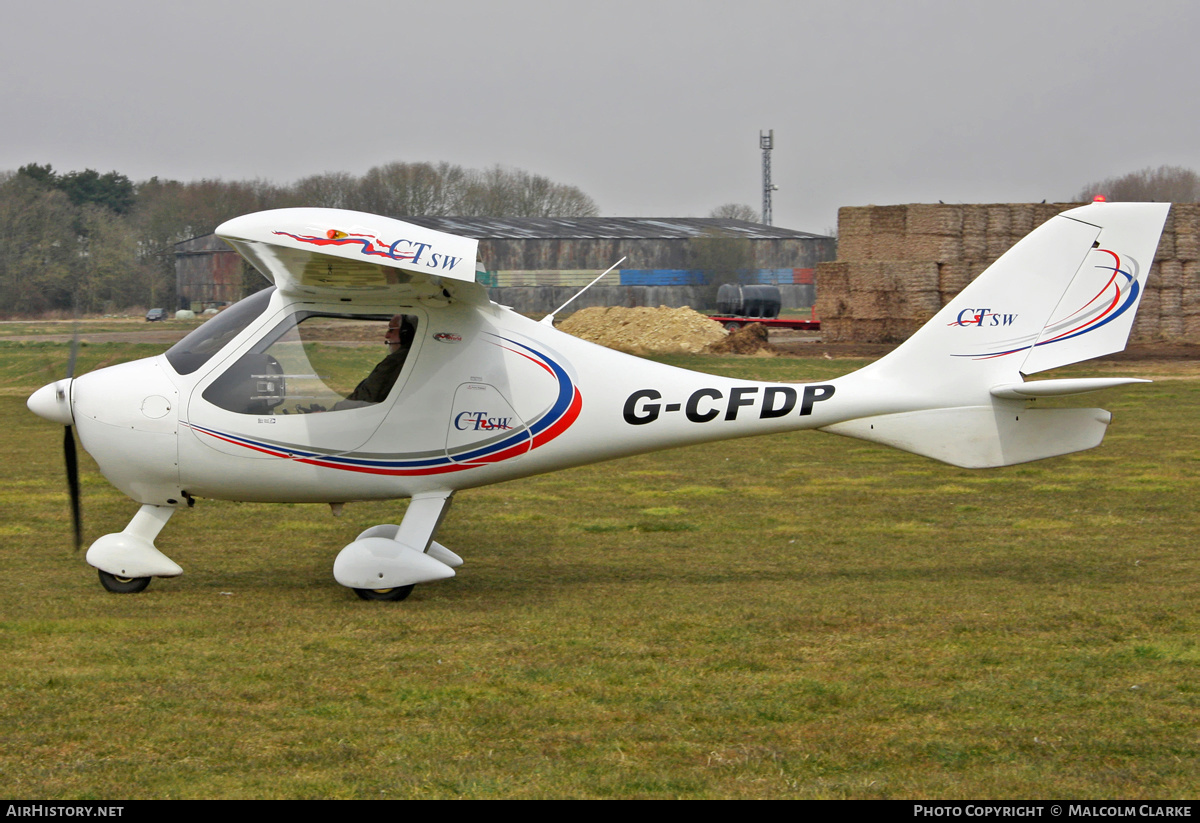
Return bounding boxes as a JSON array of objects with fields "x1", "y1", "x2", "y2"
[
  {"x1": 201, "y1": 311, "x2": 419, "y2": 416},
  {"x1": 165, "y1": 287, "x2": 275, "y2": 376},
  {"x1": 166, "y1": 289, "x2": 419, "y2": 416}
]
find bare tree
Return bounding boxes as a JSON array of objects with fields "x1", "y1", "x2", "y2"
[
  {"x1": 293, "y1": 162, "x2": 598, "y2": 219},
  {"x1": 0, "y1": 175, "x2": 78, "y2": 314},
  {"x1": 457, "y1": 165, "x2": 599, "y2": 218},
  {"x1": 358, "y1": 162, "x2": 469, "y2": 216},
  {"x1": 459, "y1": 165, "x2": 516, "y2": 216},
  {"x1": 709, "y1": 203, "x2": 760, "y2": 222},
  {"x1": 77, "y1": 204, "x2": 138, "y2": 313},
  {"x1": 1075, "y1": 165, "x2": 1200, "y2": 202},
  {"x1": 292, "y1": 171, "x2": 361, "y2": 211}
]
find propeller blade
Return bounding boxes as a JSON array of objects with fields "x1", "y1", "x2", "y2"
[
  {"x1": 62, "y1": 315, "x2": 83, "y2": 550},
  {"x1": 66, "y1": 323, "x2": 79, "y2": 379},
  {"x1": 64, "y1": 425, "x2": 82, "y2": 551}
]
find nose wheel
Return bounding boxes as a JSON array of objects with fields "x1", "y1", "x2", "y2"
[{"x1": 98, "y1": 569, "x2": 151, "y2": 593}]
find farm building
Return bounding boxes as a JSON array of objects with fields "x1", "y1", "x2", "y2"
[
  {"x1": 403, "y1": 216, "x2": 833, "y2": 284},
  {"x1": 407, "y1": 216, "x2": 834, "y2": 315},
  {"x1": 173, "y1": 233, "x2": 246, "y2": 311},
  {"x1": 176, "y1": 217, "x2": 837, "y2": 315}
]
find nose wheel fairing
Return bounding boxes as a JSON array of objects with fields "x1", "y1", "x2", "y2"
[{"x1": 86, "y1": 504, "x2": 182, "y2": 582}]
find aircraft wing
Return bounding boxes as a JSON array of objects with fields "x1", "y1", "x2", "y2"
[{"x1": 216, "y1": 208, "x2": 486, "y2": 304}]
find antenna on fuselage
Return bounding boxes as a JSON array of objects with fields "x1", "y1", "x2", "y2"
[{"x1": 540, "y1": 257, "x2": 627, "y2": 326}]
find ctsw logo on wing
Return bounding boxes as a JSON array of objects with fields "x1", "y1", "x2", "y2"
[{"x1": 275, "y1": 229, "x2": 466, "y2": 271}]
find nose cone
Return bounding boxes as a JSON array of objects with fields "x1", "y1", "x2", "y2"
[
  {"x1": 28, "y1": 379, "x2": 75, "y2": 426},
  {"x1": 72, "y1": 357, "x2": 184, "y2": 505}
]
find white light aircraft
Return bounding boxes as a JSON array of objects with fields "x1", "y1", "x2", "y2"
[{"x1": 27, "y1": 202, "x2": 1169, "y2": 600}]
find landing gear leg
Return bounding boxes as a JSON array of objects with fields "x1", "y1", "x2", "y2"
[{"x1": 86, "y1": 504, "x2": 182, "y2": 593}]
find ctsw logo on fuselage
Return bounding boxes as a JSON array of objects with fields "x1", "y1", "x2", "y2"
[
  {"x1": 951, "y1": 309, "x2": 1018, "y2": 327},
  {"x1": 624, "y1": 384, "x2": 835, "y2": 425},
  {"x1": 454, "y1": 411, "x2": 514, "y2": 431}
]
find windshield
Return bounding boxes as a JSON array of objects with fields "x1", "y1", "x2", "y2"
[{"x1": 165, "y1": 287, "x2": 276, "y2": 375}]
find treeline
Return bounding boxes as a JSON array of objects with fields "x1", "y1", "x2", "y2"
[
  {"x1": 1074, "y1": 165, "x2": 1200, "y2": 202},
  {"x1": 0, "y1": 162, "x2": 599, "y2": 316}
]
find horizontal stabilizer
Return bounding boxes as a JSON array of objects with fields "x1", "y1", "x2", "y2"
[
  {"x1": 989, "y1": 377, "x2": 1150, "y2": 399},
  {"x1": 820, "y1": 406, "x2": 1112, "y2": 468}
]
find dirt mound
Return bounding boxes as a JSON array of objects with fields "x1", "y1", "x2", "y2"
[
  {"x1": 558, "y1": 305, "x2": 727, "y2": 354},
  {"x1": 705, "y1": 322, "x2": 775, "y2": 355}
]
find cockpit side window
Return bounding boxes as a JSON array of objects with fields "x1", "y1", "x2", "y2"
[
  {"x1": 166, "y1": 287, "x2": 276, "y2": 375},
  {"x1": 201, "y1": 312, "x2": 419, "y2": 416}
]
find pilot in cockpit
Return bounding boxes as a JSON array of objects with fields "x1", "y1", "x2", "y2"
[{"x1": 333, "y1": 314, "x2": 415, "y2": 409}]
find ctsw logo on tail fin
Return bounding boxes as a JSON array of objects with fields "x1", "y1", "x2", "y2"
[{"x1": 949, "y1": 309, "x2": 1019, "y2": 328}]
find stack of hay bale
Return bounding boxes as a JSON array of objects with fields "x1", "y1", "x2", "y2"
[
  {"x1": 816, "y1": 203, "x2": 1199, "y2": 344},
  {"x1": 1155, "y1": 204, "x2": 1200, "y2": 341}
]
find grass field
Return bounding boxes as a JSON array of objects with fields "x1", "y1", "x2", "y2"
[
  {"x1": 0, "y1": 317, "x2": 205, "y2": 340},
  {"x1": 1, "y1": 338, "x2": 1197, "y2": 799}
]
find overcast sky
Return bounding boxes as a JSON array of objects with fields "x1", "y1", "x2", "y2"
[{"x1": 3, "y1": 0, "x2": 1197, "y2": 233}]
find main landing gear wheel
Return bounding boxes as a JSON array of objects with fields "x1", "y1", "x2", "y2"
[
  {"x1": 98, "y1": 569, "x2": 151, "y2": 594},
  {"x1": 353, "y1": 585, "x2": 415, "y2": 602}
]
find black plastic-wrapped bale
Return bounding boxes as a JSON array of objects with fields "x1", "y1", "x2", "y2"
[{"x1": 716, "y1": 284, "x2": 781, "y2": 318}]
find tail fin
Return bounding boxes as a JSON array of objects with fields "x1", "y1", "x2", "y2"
[{"x1": 821, "y1": 202, "x2": 1169, "y2": 468}]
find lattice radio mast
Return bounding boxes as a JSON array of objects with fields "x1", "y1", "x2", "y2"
[{"x1": 760, "y1": 129, "x2": 776, "y2": 226}]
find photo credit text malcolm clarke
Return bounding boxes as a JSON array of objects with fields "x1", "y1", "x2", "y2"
[{"x1": 913, "y1": 805, "x2": 1194, "y2": 818}]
